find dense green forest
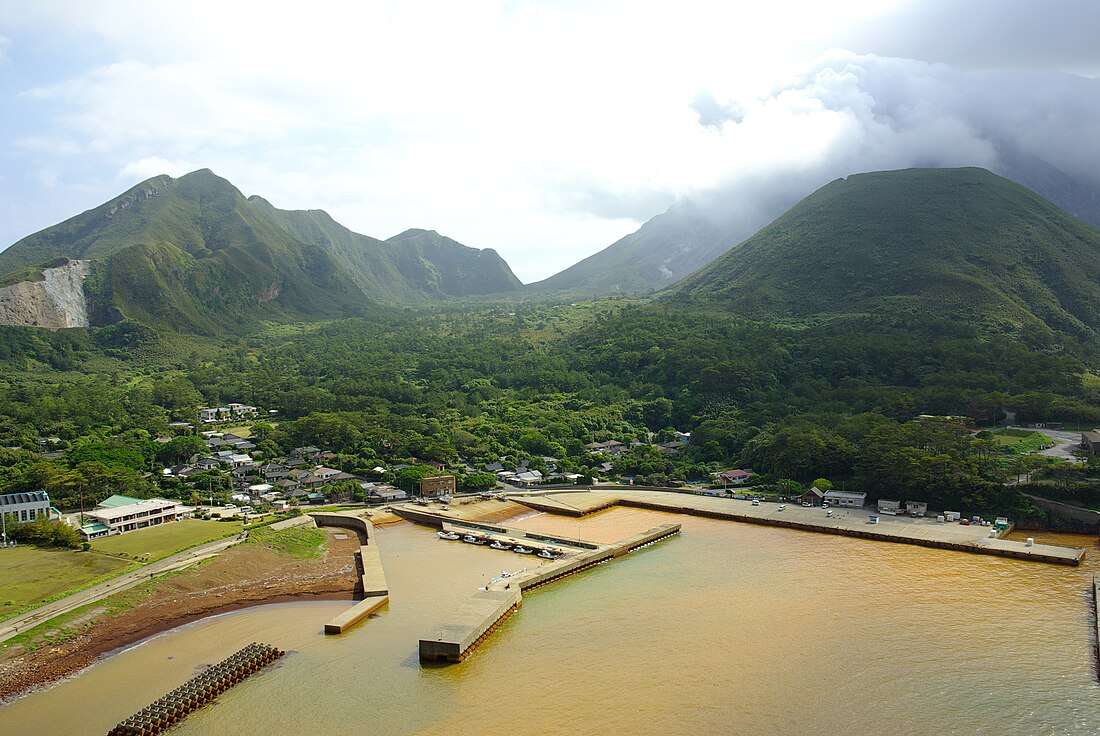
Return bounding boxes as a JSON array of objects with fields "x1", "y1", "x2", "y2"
[
  {"x1": 1, "y1": 296, "x2": 1099, "y2": 526},
  {"x1": 4, "y1": 168, "x2": 1100, "y2": 528}
]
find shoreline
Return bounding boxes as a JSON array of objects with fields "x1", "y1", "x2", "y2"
[
  {"x1": 0, "y1": 500, "x2": 524, "y2": 704},
  {"x1": 0, "y1": 531, "x2": 360, "y2": 703}
]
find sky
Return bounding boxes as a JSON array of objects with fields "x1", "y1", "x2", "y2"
[{"x1": 1, "y1": 1, "x2": 1098, "y2": 283}]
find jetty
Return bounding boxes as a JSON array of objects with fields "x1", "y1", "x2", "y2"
[
  {"x1": 397, "y1": 505, "x2": 679, "y2": 663},
  {"x1": 106, "y1": 642, "x2": 283, "y2": 735},
  {"x1": 513, "y1": 489, "x2": 1086, "y2": 566},
  {"x1": 309, "y1": 512, "x2": 390, "y2": 634}
]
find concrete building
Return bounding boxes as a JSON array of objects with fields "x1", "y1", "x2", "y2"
[
  {"x1": 0, "y1": 491, "x2": 52, "y2": 526},
  {"x1": 824, "y1": 490, "x2": 867, "y2": 508},
  {"x1": 420, "y1": 475, "x2": 456, "y2": 498},
  {"x1": 81, "y1": 497, "x2": 192, "y2": 539},
  {"x1": 877, "y1": 499, "x2": 902, "y2": 514},
  {"x1": 905, "y1": 501, "x2": 929, "y2": 517}
]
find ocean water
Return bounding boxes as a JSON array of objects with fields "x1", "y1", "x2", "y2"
[{"x1": 2, "y1": 508, "x2": 1098, "y2": 735}]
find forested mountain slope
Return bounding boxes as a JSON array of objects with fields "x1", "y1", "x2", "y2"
[
  {"x1": 0, "y1": 170, "x2": 521, "y2": 333},
  {"x1": 669, "y1": 167, "x2": 1100, "y2": 343}
]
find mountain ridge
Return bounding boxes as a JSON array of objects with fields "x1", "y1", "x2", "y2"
[{"x1": 0, "y1": 169, "x2": 522, "y2": 332}]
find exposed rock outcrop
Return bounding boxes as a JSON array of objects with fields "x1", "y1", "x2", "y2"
[{"x1": 0, "y1": 260, "x2": 91, "y2": 328}]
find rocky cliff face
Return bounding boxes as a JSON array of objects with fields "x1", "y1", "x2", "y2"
[{"x1": 0, "y1": 260, "x2": 91, "y2": 328}]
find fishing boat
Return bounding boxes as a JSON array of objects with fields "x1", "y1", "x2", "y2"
[
  {"x1": 513, "y1": 545, "x2": 535, "y2": 554},
  {"x1": 489, "y1": 540, "x2": 512, "y2": 550},
  {"x1": 437, "y1": 530, "x2": 461, "y2": 540},
  {"x1": 463, "y1": 534, "x2": 488, "y2": 545},
  {"x1": 537, "y1": 548, "x2": 558, "y2": 559}
]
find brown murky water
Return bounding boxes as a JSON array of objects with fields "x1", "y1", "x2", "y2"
[{"x1": 2, "y1": 508, "x2": 1099, "y2": 735}]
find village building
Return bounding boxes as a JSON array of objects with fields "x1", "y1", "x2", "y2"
[
  {"x1": 199, "y1": 404, "x2": 259, "y2": 423},
  {"x1": 716, "y1": 469, "x2": 753, "y2": 485},
  {"x1": 508, "y1": 469, "x2": 543, "y2": 487},
  {"x1": 824, "y1": 490, "x2": 867, "y2": 508},
  {"x1": 80, "y1": 495, "x2": 192, "y2": 539},
  {"x1": 905, "y1": 501, "x2": 929, "y2": 517},
  {"x1": 420, "y1": 475, "x2": 456, "y2": 498},
  {"x1": 877, "y1": 499, "x2": 902, "y2": 514},
  {"x1": 0, "y1": 490, "x2": 54, "y2": 526},
  {"x1": 796, "y1": 487, "x2": 826, "y2": 506},
  {"x1": 1081, "y1": 431, "x2": 1100, "y2": 454}
]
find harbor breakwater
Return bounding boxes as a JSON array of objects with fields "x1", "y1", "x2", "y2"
[{"x1": 106, "y1": 642, "x2": 283, "y2": 735}]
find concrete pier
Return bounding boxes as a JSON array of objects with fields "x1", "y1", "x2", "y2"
[
  {"x1": 310, "y1": 512, "x2": 390, "y2": 634},
  {"x1": 518, "y1": 490, "x2": 1086, "y2": 566},
  {"x1": 417, "y1": 522, "x2": 679, "y2": 663},
  {"x1": 1094, "y1": 574, "x2": 1100, "y2": 681}
]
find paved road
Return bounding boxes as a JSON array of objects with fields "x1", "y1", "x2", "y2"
[
  {"x1": 1006, "y1": 427, "x2": 1084, "y2": 463},
  {"x1": 0, "y1": 534, "x2": 246, "y2": 646}
]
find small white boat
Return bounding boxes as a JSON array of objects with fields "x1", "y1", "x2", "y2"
[
  {"x1": 513, "y1": 545, "x2": 535, "y2": 554},
  {"x1": 463, "y1": 535, "x2": 488, "y2": 545},
  {"x1": 537, "y1": 549, "x2": 558, "y2": 559},
  {"x1": 438, "y1": 531, "x2": 461, "y2": 540},
  {"x1": 489, "y1": 540, "x2": 512, "y2": 550}
]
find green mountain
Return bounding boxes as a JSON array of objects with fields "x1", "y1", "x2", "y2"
[
  {"x1": 530, "y1": 155, "x2": 1100, "y2": 299},
  {"x1": 0, "y1": 170, "x2": 521, "y2": 332},
  {"x1": 669, "y1": 167, "x2": 1100, "y2": 341},
  {"x1": 524, "y1": 200, "x2": 748, "y2": 296}
]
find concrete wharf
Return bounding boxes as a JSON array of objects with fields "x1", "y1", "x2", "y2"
[
  {"x1": 404, "y1": 507, "x2": 680, "y2": 663},
  {"x1": 309, "y1": 512, "x2": 390, "y2": 634},
  {"x1": 1094, "y1": 575, "x2": 1100, "y2": 681},
  {"x1": 514, "y1": 489, "x2": 1086, "y2": 566}
]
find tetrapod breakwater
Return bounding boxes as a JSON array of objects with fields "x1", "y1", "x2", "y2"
[{"x1": 106, "y1": 642, "x2": 284, "y2": 735}]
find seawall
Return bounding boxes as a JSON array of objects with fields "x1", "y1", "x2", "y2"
[{"x1": 309, "y1": 512, "x2": 390, "y2": 634}]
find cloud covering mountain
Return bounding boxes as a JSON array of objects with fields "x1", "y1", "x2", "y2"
[{"x1": 0, "y1": 2, "x2": 1097, "y2": 281}]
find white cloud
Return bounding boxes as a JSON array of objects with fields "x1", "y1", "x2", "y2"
[
  {"x1": 118, "y1": 156, "x2": 201, "y2": 181},
  {"x1": 1, "y1": 2, "x2": 1099, "y2": 279}
]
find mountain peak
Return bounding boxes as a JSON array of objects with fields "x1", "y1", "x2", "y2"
[{"x1": 670, "y1": 166, "x2": 1100, "y2": 339}]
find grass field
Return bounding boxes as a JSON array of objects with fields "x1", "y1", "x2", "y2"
[
  {"x1": 89, "y1": 518, "x2": 244, "y2": 562},
  {"x1": 247, "y1": 525, "x2": 327, "y2": 559},
  {"x1": 991, "y1": 429, "x2": 1050, "y2": 454},
  {"x1": 0, "y1": 546, "x2": 133, "y2": 615}
]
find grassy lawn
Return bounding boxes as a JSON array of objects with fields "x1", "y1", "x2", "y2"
[
  {"x1": 247, "y1": 525, "x2": 327, "y2": 559},
  {"x1": 991, "y1": 429, "x2": 1050, "y2": 454},
  {"x1": 0, "y1": 546, "x2": 134, "y2": 615},
  {"x1": 90, "y1": 518, "x2": 244, "y2": 562}
]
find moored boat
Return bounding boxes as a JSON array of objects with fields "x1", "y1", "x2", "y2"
[
  {"x1": 513, "y1": 545, "x2": 535, "y2": 554},
  {"x1": 438, "y1": 530, "x2": 461, "y2": 540},
  {"x1": 463, "y1": 534, "x2": 488, "y2": 545},
  {"x1": 489, "y1": 540, "x2": 512, "y2": 550}
]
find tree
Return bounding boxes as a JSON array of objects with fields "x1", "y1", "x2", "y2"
[
  {"x1": 155, "y1": 435, "x2": 207, "y2": 466},
  {"x1": 459, "y1": 472, "x2": 498, "y2": 493}
]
